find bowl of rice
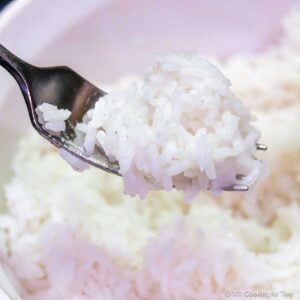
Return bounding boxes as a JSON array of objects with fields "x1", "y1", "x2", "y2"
[{"x1": 0, "y1": 0, "x2": 300, "y2": 299}]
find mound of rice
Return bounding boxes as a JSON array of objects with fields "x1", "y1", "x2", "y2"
[
  {"x1": 1, "y1": 125, "x2": 300, "y2": 300},
  {"x1": 88, "y1": 54, "x2": 262, "y2": 198},
  {"x1": 37, "y1": 54, "x2": 263, "y2": 199},
  {"x1": 1, "y1": 7, "x2": 300, "y2": 300}
]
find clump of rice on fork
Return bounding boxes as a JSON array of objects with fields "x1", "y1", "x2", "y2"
[{"x1": 36, "y1": 53, "x2": 266, "y2": 200}]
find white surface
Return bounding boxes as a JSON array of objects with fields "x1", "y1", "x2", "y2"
[
  {"x1": 0, "y1": 0, "x2": 293, "y2": 117},
  {"x1": 0, "y1": 0, "x2": 295, "y2": 296},
  {"x1": 0, "y1": 265, "x2": 21, "y2": 300}
]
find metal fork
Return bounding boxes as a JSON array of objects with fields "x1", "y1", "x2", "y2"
[
  {"x1": 0, "y1": 44, "x2": 266, "y2": 191},
  {"x1": 0, "y1": 44, "x2": 120, "y2": 175}
]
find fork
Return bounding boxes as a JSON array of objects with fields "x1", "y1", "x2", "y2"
[
  {"x1": 0, "y1": 44, "x2": 266, "y2": 191},
  {"x1": 0, "y1": 44, "x2": 120, "y2": 175}
]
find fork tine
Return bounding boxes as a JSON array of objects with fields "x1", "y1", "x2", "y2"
[
  {"x1": 256, "y1": 143, "x2": 267, "y2": 151},
  {"x1": 224, "y1": 184, "x2": 249, "y2": 192}
]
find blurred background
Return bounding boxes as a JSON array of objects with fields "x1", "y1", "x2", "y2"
[{"x1": 0, "y1": 0, "x2": 11, "y2": 10}]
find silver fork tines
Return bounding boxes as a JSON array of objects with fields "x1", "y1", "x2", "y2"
[{"x1": 224, "y1": 184, "x2": 249, "y2": 192}]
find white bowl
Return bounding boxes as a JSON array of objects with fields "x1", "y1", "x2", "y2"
[{"x1": 0, "y1": 0, "x2": 295, "y2": 297}]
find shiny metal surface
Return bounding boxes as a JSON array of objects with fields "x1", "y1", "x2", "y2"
[{"x1": 0, "y1": 44, "x2": 120, "y2": 175}]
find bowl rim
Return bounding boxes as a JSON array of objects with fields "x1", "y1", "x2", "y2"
[{"x1": 0, "y1": 0, "x2": 33, "y2": 35}]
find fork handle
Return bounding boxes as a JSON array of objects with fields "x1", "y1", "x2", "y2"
[{"x1": 0, "y1": 44, "x2": 33, "y2": 93}]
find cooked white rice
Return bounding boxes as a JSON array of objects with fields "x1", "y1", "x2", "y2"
[
  {"x1": 35, "y1": 103, "x2": 71, "y2": 133},
  {"x1": 87, "y1": 54, "x2": 262, "y2": 199},
  {"x1": 1, "y1": 7, "x2": 300, "y2": 300},
  {"x1": 36, "y1": 54, "x2": 263, "y2": 199}
]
